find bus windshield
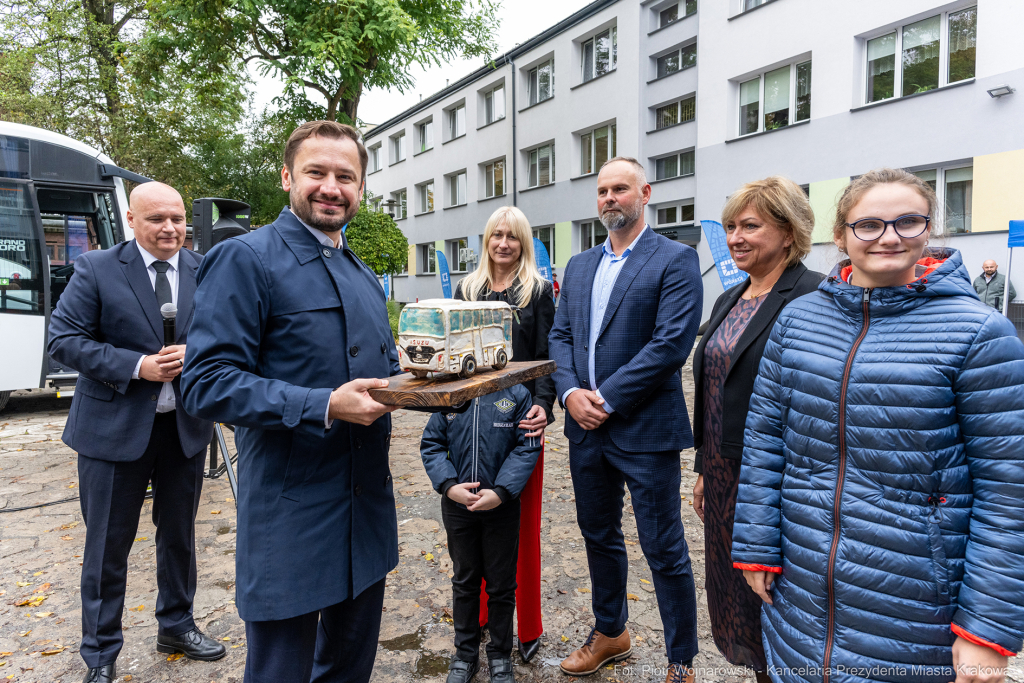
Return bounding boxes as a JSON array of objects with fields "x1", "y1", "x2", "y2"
[
  {"x1": 400, "y1": 308, "x2": 444, "y2": 337},
  {"x1": 0, "y1": 180, "x2": 43, "y2": 314}
]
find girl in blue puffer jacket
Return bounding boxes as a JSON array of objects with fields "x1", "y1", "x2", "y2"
[{"x1": 732, "y1": 168, "x2": 1024, "y2": 683}]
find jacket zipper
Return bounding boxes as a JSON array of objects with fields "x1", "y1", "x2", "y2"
[
  {"x1": 472, "y1": 398, "x2": 480, "y2": 494},
  {"x1": 823, "y1": 287, "x2": 871, "y2": 683}
]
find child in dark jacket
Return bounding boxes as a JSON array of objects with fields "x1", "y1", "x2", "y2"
[{"x1": 420, "y1": 384, "x2": 541, "y2": 683}]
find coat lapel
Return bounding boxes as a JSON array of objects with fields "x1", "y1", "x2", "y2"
[
  {"x1": 577, "y1": 247, "x2": 603, "y2": 343},
  {"x1": 693, "y1": 279, "x2": 747, "y2": 384},
  {"x1": 175, "y1": 250, "x2": 199, "y2": 343},
  {"x1": 120, "y1": 241, "x2": 163, "y2": 343},
  {"x1": 727, "y1": 263, "x2": 807, "y2": 373},
  {"x1": 596, "y1": 228, "x2": 657, "y2": 340}
]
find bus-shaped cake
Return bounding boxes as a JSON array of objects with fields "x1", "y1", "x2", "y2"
[{"x1": 398, "y1": 299, "x2": 514, "y2": 379}]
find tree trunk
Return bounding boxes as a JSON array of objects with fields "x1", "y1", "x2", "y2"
[{"x1": 80, "y1": 0, "x2": 121, "y2": 117}]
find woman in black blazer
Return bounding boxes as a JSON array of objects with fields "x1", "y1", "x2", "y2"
[{"x1": 691, "y1": 177, "x2": 823, "y2": 681}]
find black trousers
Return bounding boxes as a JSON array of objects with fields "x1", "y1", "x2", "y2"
[
  {"x1": 78, "y1": 411, "x2": 205, "y2": 668},
  {"x1": 442, "y1": 495, "x2": 521, "y2": 662},
  {"x1": 243, "y1": 578, "x2": 386, "y2": 683}
]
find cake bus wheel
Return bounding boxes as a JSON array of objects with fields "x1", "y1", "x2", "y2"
[
  {"x1": 410, "y1": 370, "x2": 429, "y2": 379},
  {"x1": 460, "y1": 356, "x2": 476, "y2": 379},
  {"x1": 492, "y1": 349, "x2": 508, "y2": 371}
]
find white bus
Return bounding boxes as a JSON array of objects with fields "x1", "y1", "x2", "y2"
[
  {"x1": 397, "y1": 299, "x2": 513, "y2": 379},
  {"x1": 0, "y1": 121, "x2": 146, "y2": 411}
]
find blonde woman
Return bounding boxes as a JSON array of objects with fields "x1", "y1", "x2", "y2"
[{"x1": 455, "y1": 205, "x2": 554, "y2": 664}]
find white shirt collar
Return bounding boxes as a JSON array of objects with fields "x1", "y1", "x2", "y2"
[
  {"x1": 601, "y1": 224, "x2": 648, "y2": 259},
  {"x1": 136, "y1": 240, "x2": 180, "y2": 270},
  {"x1": 288, "y1": 207, "x2": 342, "y2": 249}
]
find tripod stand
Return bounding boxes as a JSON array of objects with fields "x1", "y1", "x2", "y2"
[{"x1": 205, "y1": 423, "x2": 239, "y2": 503}]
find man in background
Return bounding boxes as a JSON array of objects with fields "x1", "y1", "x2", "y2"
[
  {"x1": 974, "y1": 259, "x2": 1016, "y2": 311},
  {"x1": 48, "y1": 182, "x2": 223, "y2": 683}
]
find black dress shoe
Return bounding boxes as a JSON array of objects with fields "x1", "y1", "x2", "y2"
[
  {"x1": 446, "y1": 658, "x2": 480, "y2": 683},
  {"x1": 488, "y1": 657, "x2": 515, "y2": 683},
  {"x1": 517, "y1": 637, "x2": 540, "y2": 663},
  {"x1": 82, "y1": 664, "x2": 115, "y2": 683},
  {"x1": 156, "y1": 627, "x2": 227, "y2": 661}
]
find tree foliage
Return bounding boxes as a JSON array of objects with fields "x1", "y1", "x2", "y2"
[
  {"x1": 346, "y1": 203, "x2": 408, "y2": 276},
  {"x1": 146, "y1": 0, "x2": 500, "y2": 122}
]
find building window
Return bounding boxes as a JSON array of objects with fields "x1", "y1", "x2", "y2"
[
  {"x1": 580, "y1": 124, "x2": 616, "y2": 176},
  {"x1": 368, "y1": 144, "x2": 381, "y2": 173},
  {"x1": 390, "y1": 132, "x2": 406, "y2": 164},
  {"x1": 417, "y1": 182, "x2": 434, "y2": 214},
  {"x1": 912, "y1": 165, "x2": 973, "y2": 234},
  {"x1": 655, "y1": 150, "x2": 695, "y2": 180},
  {"x1": 656, "y1": 95, "x2": 696, "y2": 130},
  {"x1": 449, "y1": 238, "x2": 469, "y2": 272},
  {"x1": 417, "y1": 121, "x2": 433, "y2": 153},
  {"x1": 390, "y1": 189, "x2": 407, "y2": 220},
  {"x1": 657, "y1": 203, "x2": 695, "y2": 226},
  {"x1": 484, "y1": 160, "x2": 505, "y2": 198},
  {"x1": 529, "y1": 60, "x2": 553, "y2": 105},
  {"x1": 579, "y1": 220, "x2": 609, "y2": 251},
  {"x1": 659, "y1": 0, "x2": 696, "y2": 27},
  {"x1": 448, "y1": 104, "x2": 466, "y2": 140},
  {"x1": 448, "y1": 172, "x2": 467, "y2": 207},
  {"x1": 528, "y1": 145, "x2": 554, "y2": 188},
  {"x1": 744, "y1": 0, "x2": 767, "y2": 10},
  {"x1": 738, "y1": 59, "x2": 811, "y2": 136},
  {"x1": 420, "y1": 243, "x2": 436, "y2": 274},
  {"x1": 533, "y1": 227, "x2": 554, "y2": 262},
  {"x1": 657, "y1": 43, "x2": 696, "y2": 79},
  {"x1": 865, "y1": 7, "x2": 975, "y2": 104},
  {"x1": 484, "y1": 84, "x2": 505, "y2": 124},
  {"x1": 582, "y1": 26, "x2": 617, "y2": 83}
]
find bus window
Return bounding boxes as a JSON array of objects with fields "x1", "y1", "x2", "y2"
[
  {"x1": 400, "y1": 307, "x2": 444, "y2": 337},
  {"x1": 451, "y1": 310, "x2": 462, "y2": 332},
  {"x1": 471, "y1": 310, "x2": 480, "y2": 327},
  {"x1": 0, "y1": 136, "x2": 30, "y2": 179},
  {"x1": 0, "y1": 180, "x2": 44, "y2": 314},
  {"x1": 503, "y1": 311, "x2": 512, "y2": 339}
]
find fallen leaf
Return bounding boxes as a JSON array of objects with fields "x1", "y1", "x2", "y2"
[
  {"x1": 561, "y1": 635, "x2": 569, "y2": 642},
  {"x1": 577, "y1": 587, "x2": 591, "y2": 594},
  {"x1": 557, "y1": 590, "x2": 567, "y2": 595},
  {"x1": 16, "y1": 582, "x2": 30, "y2": 587},
  {"x1": 124, "y1": 676, "x2": 133, "y2": 681},
  {"x1": 68, "y1": 483, "x2": 76, "y2": 488},
  {"x1": 34, "y1": 612, "x2": 53, "y2": 618},
  {"x1": 166, "y1": 653, "x2": 184, "y2": 661},
  {"x1": 61, "y1": 535, "x2": 73, "y2": 541},
  {"x1": 134, "y1": 537, "x2": 148, "y2": 542},
  {"x1": 41, "y1": 646, "x2": 65, "y2": 655},
  {"x1": 33, "y1": 571, "x2": 43, "y2": 576},
  {"x1": 130, "y1": 605, "x2": 145, "y2": 612},
  {"x1": 211, "y1": 510, "x2": 221, "y2": 515},
  {"x1": 60, "y1": 521, "x2": 79, "y2": 530},
  {"x1": 640, "y1": 579, "x2": 651, "y2": 584},
  {"x1": 424, "y1": 553, "x2": 434, "y2": 561},
  {"x1": 624, "y1": 540, "x2": 637, "y2": 546},
  {"x1": 16, "y1": 597, "x2": 46, "y2": 607},
  {"x1": 18, "y1": 631, "x2": 30, "y2": 637},
  {"x1": 626, "y1": 594, "x2": 639, "y2": 601},
  {"x1": 0, "y1": 662, "x2": 5, "y2": 667},
  {"x1": 221, "y1": 637, "x2": 231, "y2": 641}
]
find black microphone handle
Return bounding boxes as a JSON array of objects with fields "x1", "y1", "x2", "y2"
[{"x1": 163, "y1": 317, "x2": 176, "y2": 347}]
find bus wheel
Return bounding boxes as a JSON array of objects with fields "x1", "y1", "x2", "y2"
[
  {"x1": 410, "y1": 370, "x2": 429, "y2": 379},
  {"x1": 460, "y1": 356, "x2": 476, "y2": 379},
  {"x1": 492, "y1": 349, "x2": 508, "y2": 371},
  {"x1": 0, "y1": 391, "x2": 9, "y2": 413}
]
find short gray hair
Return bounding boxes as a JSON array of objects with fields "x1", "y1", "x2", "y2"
[{"x1": 599, "y1": 156, "x2": 648, "y2": 188}]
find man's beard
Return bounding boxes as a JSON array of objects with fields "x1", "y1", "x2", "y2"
[
  {"x1": 600, "y1": 196, "x2": 643, "y2": 232},
  {"x1": 291, "y1": 191, "x2": 358, "y2": 232}
]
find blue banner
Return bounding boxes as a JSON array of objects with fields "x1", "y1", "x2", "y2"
[
  {"x1": 1009, "y1": 220, "x2": 1024, "y2": 248},
  {"x1": 533, "y1": 238, "x2": 552, "y2": 282},
  {"x1": 436, "y1": 250, "x2": 452, "y2": 298},
  {"x1": 382, "y1": 272, "x2": 390, "y2": 299},
  {"x1": 701, "y1": 220, "x2": 748, "y2": 290}
]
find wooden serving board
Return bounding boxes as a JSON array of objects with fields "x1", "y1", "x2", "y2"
[{"x1": 369, "y1": 360, "x2": 556, "y2": 408}]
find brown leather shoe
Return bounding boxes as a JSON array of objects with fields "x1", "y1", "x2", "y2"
[
  {"x1": 559, "y1": 627, "x2": 632, "y2": 676},
  {"x1": 664, "y1": 663, "x2": 695, "y2": 683}
]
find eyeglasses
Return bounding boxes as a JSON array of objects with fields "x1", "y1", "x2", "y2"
[{"x1": 847, "y1": 214, "x2": 930, "y2": 241}]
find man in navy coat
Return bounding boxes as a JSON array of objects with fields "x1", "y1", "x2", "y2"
[
  {"x1": 48, "y1": 182, "x2": 223, "y2": 683},
  {"x1": 549, "y1": 158, "x2": 702, "y2": 683},
  {"x1": 182, "y1": 121, "x2": 400, "y2": 683}
]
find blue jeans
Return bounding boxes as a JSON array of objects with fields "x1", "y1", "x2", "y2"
[{"x1": 570, "y1": 430, "x2": 698, "y2": 664}]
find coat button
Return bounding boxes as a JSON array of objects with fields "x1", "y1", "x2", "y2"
[
  {"x1": 584, "y1": 345, "x2": 588, "y2": 351},
  {"x1": 350, "y1": 346, "x2": 359, "y2": 356},
  {"x1": 355, "y1": 484, "x2": 363, "y2": 496},
  {"x1": 381, "y1": 343, "x2": 386, "y2": 354},
  {"x1": 323, "y1": 248, "x2": 332, "y2": 258},
  {"x1": 385, "y1": 475, "x2": 392, "y2": 487},
  {"x1": 150, "y1": 394, "x2": 157, "y2": 401},
  {"x1": 355, "y1": 438, "x2": 363, "y2": 449}
]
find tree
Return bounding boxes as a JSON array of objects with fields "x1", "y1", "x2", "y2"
[
  {"x1": 146, "y1": 0, "x2": 500, "y2": 123},
  {"x1": 346, "y1": 203, "x2": 408, "y2": 276}
]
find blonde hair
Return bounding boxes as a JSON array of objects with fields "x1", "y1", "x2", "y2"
[
  {"x1": 832, "y1": 167, "x2": 939, "y2": 246},
  {"x1": 721, "y1": 176, "x2": 814, "y2": 268},
  {"x1": 459, "y1": 206, "x2": 548, "y2": 307}
]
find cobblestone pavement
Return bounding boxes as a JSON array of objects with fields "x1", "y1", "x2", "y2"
[{"x1": 3, "y1": 376, "x2": 1020, "y2": 683}]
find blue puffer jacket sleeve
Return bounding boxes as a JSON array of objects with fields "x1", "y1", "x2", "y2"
[
  {"x1": 731, "y1": 317, "x2": 787, "y2": 572},
  {"x1": 950, "y1": 311, "x2": 1024, "y2": 655},
  {"x1": 493, "y1": 393, "x2": 542, "y2": 499},
  {"x1": 420, "y1": 412, "x2": 458, "y2": 494}
]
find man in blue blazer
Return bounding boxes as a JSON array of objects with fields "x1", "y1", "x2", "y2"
[
  {"x1": 182, "y1": 121, "x2": 400, "y2": 683},
  {"x1": 549, "y1": 158, "x2": 702, "y2": 683},
  {"x1": 47, "y1": 182, "x2": 223, "y2": 683}
]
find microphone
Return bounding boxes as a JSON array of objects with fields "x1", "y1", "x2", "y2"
[{"x1": 160, "y1": 303, "x2": 177, "y2": 348}]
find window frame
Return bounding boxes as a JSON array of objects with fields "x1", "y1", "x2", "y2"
[
  {"x1": 655, "y1": 42, "x2": 697, "y2": 80},
  {"x1": 532, "y1": 226, "x2": 555, "y2": 263},
  {"x1": 578, "y1": 220, "x2": 609, "y2": 252},
  {"x1": 653, "y1": 150, "x2": 696, "y2": 181},
  {"x1": 390, "y1": 131, "x2": 406, "y2": 165},
  {"x1": 656, "y1": 201, "x2": 696, "y2": 227},
  {"x1": 527, "y1": 144, "x2": 555, "y2": 189},
  {"x1": 655, "y1": 95, "x2": 696, "y2": 131},
  {"x1": 448, "y1": 238, "x2": 469, "y2": 273},
  {"x1": 446, "y1": 103, "x2": 467, "y2": 141},
  {"x1": 484, "y1": 159, "x2": 506, "y2": 199},
  {"x1": 581, "y1": 25, "x2": 618, "y2": 84},
  {"x1": 417, "y1": 181, "x2": 434, "y2": 215},
  {"x1": 909, "y1": 163, "x2": 974, "y2": 235},
  {"x1": 579, "y1": 123, "x2": 617, "y2": 177},
  {"x1": 419, "y1": 243, "x2": 436, "y2": 274},
  {"x1": 484, "y1": 83, "x2": 506, "y2": 125},
  {"x1": 417, "y1": 120, "x2": 433, "y2": 153},
  {"x1": 390, "y1": 189, "x2": 407, "y2": 220},
  {"x1": 368, "y1": 144, "x2": 381, "y2": 173},
  {"x1": 736, "y1": 58, "x2": 812, "y2": 137},
  {"x1": 528, "y1": 60, "x2": 554, "y2": 106},
  {"x1": 861, "y1": 6, "x2": 976, "y2": 106},
  {"x1": 447, "y1": 171, "x2": 467, "y2": 208}
]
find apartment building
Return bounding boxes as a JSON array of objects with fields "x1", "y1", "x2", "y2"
[{"x1": 366, "y1": 0, "x2": 1024, "y2": 321}]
